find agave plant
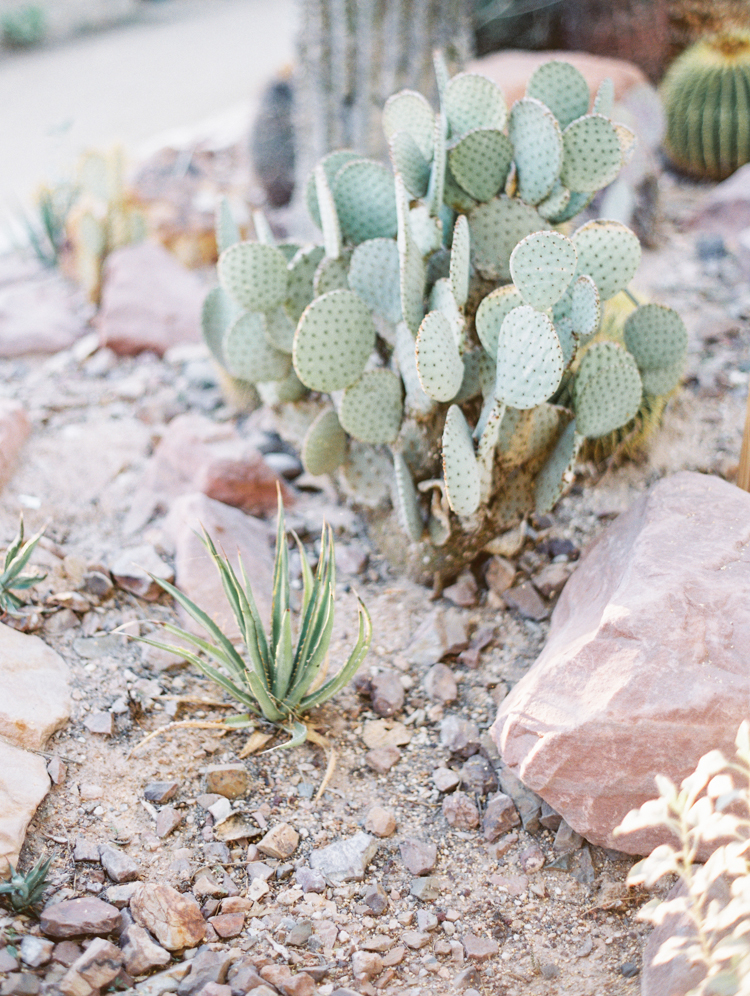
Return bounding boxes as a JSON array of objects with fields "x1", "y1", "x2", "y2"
[
  {"x1": 0, "y1": 516, "x2": 46, "y2": 618},
  {"x1": 0, "y1": 857, "x2": 51, "y2": 913},
  {"x1": 138, "y1": 497, "x2": 372, "y2": 749}
]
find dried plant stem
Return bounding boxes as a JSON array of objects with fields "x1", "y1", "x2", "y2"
[
  {"x1": 738, "y1": 383, "x2": 750, "y2": 491},
  {"x1": 126, "y1": 720, "x2": 228, "y2": 759}
]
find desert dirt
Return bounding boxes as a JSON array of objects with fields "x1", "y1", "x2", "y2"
[{"x1": 0, "y1": 168, "x2": 748, "y2": 996}]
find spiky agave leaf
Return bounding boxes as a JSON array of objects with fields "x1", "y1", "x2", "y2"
[
  {"x1": 0, "y1": 857, "x2": 51, "y2": 912},
  {"x1": 0, "y1": 516, "x2": 46, "y2": 617}
]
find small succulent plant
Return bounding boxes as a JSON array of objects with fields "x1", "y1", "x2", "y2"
[
  {"x1": 662, "y1": 30, "x2": 750, "y2": 180},
  {"x1": 138, "y1": 496, "x2": 371, "y2": 749},
  {"x1": 201, "y1": 55, "x2": 687, "y2": 582},
  {"x1": 0, "y1": 517, "x2": 46, "y2": 618},
  {"x1": 0, "y1": 857, "x2": 51, "y2": 913}
]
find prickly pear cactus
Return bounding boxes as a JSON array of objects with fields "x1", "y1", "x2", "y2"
[
  {"x1": 662, "y1": 31, "x2": 750, "y2": 180},
  {"x1": 202, "y1": 56, "x2": 687, "y2": 583}
]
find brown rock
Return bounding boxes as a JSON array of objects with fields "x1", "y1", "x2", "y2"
[
  {"x1": 462, "y1": 933, "x2": 499, "y2": 962},
  {"x1": 257, "y1": 823, "x2": 299, "y2": 860},
  {"x1": 432, "y1": 766, "x2": 460, "y2": 793},
  {"x1": 352, "y1": 950, "x2": 383, "y2": 979},
  {"x1": 365, "y1": 746, "x2": 401, "y2": 773},
  {"x1": 0, "y1": 400, "x2": 30, "y2": 491},
  {"x1": 532, "y1": 562, "x2": 574, "y2": 600},
  {"x1": 110, "y1": 545, "x2": 174, "y2": 601},
  {"x1": 58, "y1": 937, "x2": 122, "y2": 995},
  {"x1": 260, "y1": 965, "x2": 317, "y2": 996},
  {"x1": 442, "y1": 792, "x2": 480, "y2": 830},
  {"x1": 364, "y1": 806, "x2": 396, "y2": 838},
  {"x1": 482, "y1": 793, "x2": 520, "y2": 843},
  {"x1": 0, "y1": 266, "x2": 87, "y2": 358},
  {"x1": 519, "y1": 843, "x2": 545, "y2": 874},
  {"x1": 99, "y1": 843, "x2": 140, "y2": 883},
  {"x1": 503, "y1": 582, "x2": 549, "y2": 621},
  {"x1": 155, "y1": 806, "x2": 184, "y2": 838},
  {"x1": 485, "y1": 556, "x2": 515, "y2": 598},
  {"x1": 406, "y1": 607, "x2": 469, "y2": 665},
  {"x1": 130, "y1": 882, "x2": 206, "y2": 951},
  {"x1": 163, "y1": 493, "x2": 274, "y2": 640},
  {"x1": 204, "y1": 763, "x2": 250, "y2": 799},
  {"x1": 399, "y1": 838, "x2": 437, "y2": 876},
  {"x1": 493, "y1": 472, "x2": 750, "y2": 856},
  {"x1": 208, "y1": 913, "x2": 245, "y2": 939},
  {"x1": 369, "y1": 670, "x2": 404, "y2": 717},
  {"x1": 40, "y1": 898, "x2": 121, "y2": 939},
  {"x1": 0, "y1": 741, "x2": 50, "y2": 875},
  {"x1": 83, "y1": 711, "x2": 113, "y2": 735},
  {"x1": 402, "y1": 930, "x2": 430, "y2": 950},
  {"x1": 144, "y1": 781, "x2": 180, "y2": 804},
  {"x1": 423, "y1": 663, "x2": 457, "y2": 704},
  {"x1": 459, "y1": 755, "x2": 497, "y2": 795},
  {"x1": 98, "y1": 242, "x2": 204, "y2": 356},
  {"x1": 134, "y1": 413, "x2": 290, "y2": 521},
  {"x1": 120, "y1": 924, "x2": 171, "y2": 977},
  {"x1": 442, "y1": 570, "x2": 478, "y2": 607},
  {"x1": 470, "y1": 50, "x2": 648, "y2": 107}
]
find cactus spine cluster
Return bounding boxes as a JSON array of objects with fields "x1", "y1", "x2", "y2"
[
  {"x1": 662, "y1": 30, "x2": 750, "y2": 180},
  {"x1": 202, "y1": 56, "x2": 687, "y2": 581}
]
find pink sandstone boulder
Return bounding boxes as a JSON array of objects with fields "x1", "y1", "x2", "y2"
[
  {"x1": 0, "y1": 400, "x2": 30, "y2": 490},
  {"x1": 97, "y1": 241, "x2": 204, "y2": 356},
  {"x1": 469, "y1": 50, "x2": 648, "y2": 108},
  {"x1": 0, "y1": 258, "x2": 88, "y2": 358},
  {"x1": 491, "y1": 472, "x2": 750, "y2": 856},
  {"x1": 162, "y1": 493, "x2": 274, "y2": 640}
]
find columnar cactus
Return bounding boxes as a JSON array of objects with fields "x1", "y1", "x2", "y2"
[
  {"x1": 202, "y1": 56, "x2": 687, "y2": 582},
  {"x1": 662, "y1": 30, "x2": 750, "y2": 180}
]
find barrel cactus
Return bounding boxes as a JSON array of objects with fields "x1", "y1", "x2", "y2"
[
  {"x1": 662, "y1": 30, "x2": 750, "y2": 180},
  {"x1": 202, "y1": 56, "x2": 687, "y2": 583}
]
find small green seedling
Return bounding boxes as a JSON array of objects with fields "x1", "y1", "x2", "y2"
[
  {"x1": 0, "y1": 517, "x2": 46, "y2": 618},
  {"x1": 0, "y1": 858, "x2": 51, "y2": 913},
  {"x1": 137, "y1": 495, "x2": 372, "y2": 750}
]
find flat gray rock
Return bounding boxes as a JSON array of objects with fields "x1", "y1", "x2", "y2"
[{"x1": 309, "y1": 831, "x2": 378, "y2": 885}]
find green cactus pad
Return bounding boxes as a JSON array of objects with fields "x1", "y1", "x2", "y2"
[
  {"x1": 392, "y1": 451, "x2": 423, "y2": 542},
  {"x1": 475, "y1": 285, "x2": 524, "y2": 357},
  {"x1": 348, "y1": 238, "x2": 402, "y2": 325},
  {"x1": 535, "y1": 420, "x2": 581, "y2": 513},
  {"x1": 334, "y1": 159, "x2": 398, "y2": 244},
  {"x1": 313, "y1": 252, "x2": 351, "y2": 296},
  {"x1": 546, "y1": 189, "x2": 595, "y2": 224},
  {"x1": 574, "y1": 342, "x2": 642, "y2": 438},
  {"x1": 415, "y1": 311, "x2": 464, "y2": 402},
  {"x1": 293, "y1": 289, "x2": 376, "y2": 392},
  {"x1": 509, "y1": 230, "x2": 578, "y2": 310},
  {"x1": 640, "y1": 358, "x2": 684, "y2": 396},
  {"x1": 339, "y1": 442, "x2": 392, "y2": 507},
  {"x1": 571, "y1": 274, "x2": 601, "y2": 339},
  {"x1": 495, "y1": 306, "x2": 564, "y2": 409},
  {"x1": 448, "y1": 128, "x2": 513, "y2": 203},
  {"x1": 593, "y1": 77, "x2": 614, "y2": 116},
  {"x1": 315, "y1": 163, "x2": 342, "y2": 260},
  {"x1": 560, "y1": 114, "x2": 623, "y2": 192},
  {"x1": 202, "y1": 285, "x2": 240, "y2": 365},
  {"x1": 555, "y1": 316, "x2": 576, "y2": 367},
  {"x1": 623, "y1": 303, "x2": 688, "y2": 371},
  {"x1": 217, "y1": 198, "x2": 241, "y2": 254},
  {"x1": 572, "y1": 220, "x2": 641, "y2": 301},
  {"x1": 395, "y1": 320, "x2": 435, "y2": 416},
  {"x1": 302, "y1": 408, "x2": 347, "y2": 475},
  {"x1": 382, "y1": 89, "x2": 435, "y2": 161},
  {"x1": 497, "y1": 403, "x2": 564, "y2": 468},
  {"x1": 285, "y1": 245, "x2": 326, "y2": 324},
  {"x1": 442, "y1": 405, "x2": 481, "y2": 517},
  {"x1": 252, "y1": 209, "x2": 274, "y2": 246},
  {"x1": 468, "y1": 196, "x2": 545, "y2": 281},
  {"x1": 508, "y1": 98, "x2": 563, "y2": 205},
  {"x1": 389, "y1": 129, "x2": 431, "y2": 198},
  {"x1": 429, "y1": 278, "x2": 464, "y2": 348},
  {"x1": 409, "y1": 204, "x2": 443, "y2": 256},
  {"x1": 257, "y1": 368, "x2": 307, "y2": 405},
  {"x1": 306, "y1": 149, "x2": 361, "y2": 229},
  {"x1": 449, "y1": 215, "x2": 470, "y2": 309},
  {"x1": 263, "y1": 307, "x2": 296, "y2": 354},
  {"x1": 427, "y1": 112, "x2": 447, "y2": 217},
  {"x1": 218, "y1": 242, "x2": 290, "y2": 313},
  {"x1": 223, "y1": 312, "x2": 292, "y2": 383},
  {"x1": 444, "y1": 72, "x2": 507, "y2": 138},
  {"x1": 399, "y1": 231, "x2": 426, "y2": 337},
  {"x1": 526, "y1": 60, "x2": 591, "y2": 130},
  {"x1": 338, "y1": 370, "x2": 403, "y2": 445},
  {"x1": 443, "y1": 164, "x2": 478, "y2": 212},
  {"x1": 277, "y1": 242, "x2": 302, "y2": 263},
  {"x1": 537, "y1": 180, "x2": 571, "y2": 221}
]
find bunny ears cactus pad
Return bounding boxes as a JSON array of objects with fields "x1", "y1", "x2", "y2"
[{"x1": 201, "y1": 55, "x2": 687, "y2": 584}]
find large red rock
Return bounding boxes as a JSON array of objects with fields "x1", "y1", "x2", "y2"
[
  {"x1": 0, "y1": 400, "x2": 30, "y2": 491},
  {"x1": 132, "y1": 413, "x2": 291, "y2": 523},
  {"x1": 491, "y1": 472, "x2": 750, "y2": 856},
  {"x1": 97, "y1": 241, "x2": 204, "y2": 356},
  {"x1": 163, "y1": 493, "x2": 274, "y2": 639},
  {"x1": 0, "y1": 258, "x2": 88, "y2": 358},
  {"x1": 469, "y1": 50, "x2": 648, "y2": 108}
]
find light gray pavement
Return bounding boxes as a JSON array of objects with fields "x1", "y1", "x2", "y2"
[{"x1": 0, "y1": 0, "x2": 297, "y2": 235}]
